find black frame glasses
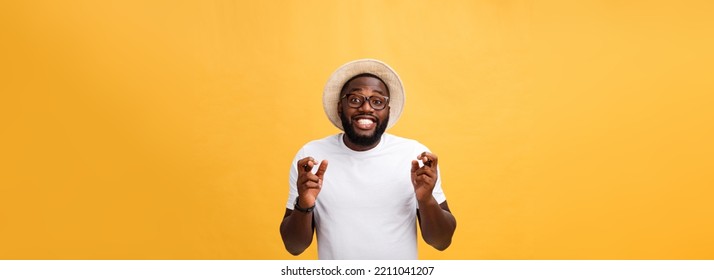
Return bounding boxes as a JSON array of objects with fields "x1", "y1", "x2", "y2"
[{"x1": 340, "y1": 93, "x2": 390, "y2": 110}]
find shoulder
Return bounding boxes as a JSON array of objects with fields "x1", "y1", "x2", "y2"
[
  {"x1": 302, "y1": 134, "x2": 340, "y2": 148},
  {"x1": 382, "y1": 133, "x2": 416, "y2": 145},
  {"x1": 296, "y1": 134, "x2": 342, "y2": 155},
  {"x1": 382, "y1": 133, "x2": 430, "y2": 151}
]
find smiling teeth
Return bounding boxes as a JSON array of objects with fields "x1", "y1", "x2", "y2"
[{"x1": 357, "y1": 119, "x2": 374, "y2": 125}]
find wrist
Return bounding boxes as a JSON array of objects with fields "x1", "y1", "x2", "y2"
[
  {"x1": 298, "y1": 195, "x2": 315, "y2": 208},
  {"x1": 417, "y1": 195, "x2": 438, "y2": 207},
  {"x1": 294, "y1": 196, "x2": 315, "y2": 213}
]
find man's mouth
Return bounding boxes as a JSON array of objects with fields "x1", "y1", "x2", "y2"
[{"x1": 353, "y1": 116, "x2": 377, "y2": 130}]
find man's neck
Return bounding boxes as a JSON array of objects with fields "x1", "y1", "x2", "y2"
[{"x1": 342, "y1": 134, "x2": 381, "y2": 151}]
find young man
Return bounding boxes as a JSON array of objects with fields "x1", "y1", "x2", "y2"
[{"x1": 280, "y1": 59, "x2": 456, "y2": 259}]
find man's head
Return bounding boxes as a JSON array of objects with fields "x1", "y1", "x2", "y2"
[
  {"x1": 322, "y1": 59, "x2": 405, "y2": 133},
  {"x1": 338, "y1": 73, "x2": 391, "y2": 147}
]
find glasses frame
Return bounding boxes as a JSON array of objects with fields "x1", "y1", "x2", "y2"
[{"x1": 340, "y1": 93, "x2": 390, "y2": 110}]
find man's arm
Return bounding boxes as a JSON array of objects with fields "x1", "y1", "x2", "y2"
[
  {"x1": 417, "y1": 200, "x2": 456, "y2": 250},
  {"x1": 412, "y1": 152, "x2": 456, "y2": 250},
  {"x1": 279, "y1": 208, "x2": 315, "y2": 255},
  {"x1": 279, "y1": 157, "x2": 328, "y2": 255}
]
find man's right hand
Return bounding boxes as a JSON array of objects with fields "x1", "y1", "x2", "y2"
[{"x1": 296, "y1": 157, "x2": 328, "y2": 210}]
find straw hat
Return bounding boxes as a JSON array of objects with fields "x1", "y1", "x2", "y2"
[{"x1": 322, "y1": 59, "x2": 405, "y2": 131}]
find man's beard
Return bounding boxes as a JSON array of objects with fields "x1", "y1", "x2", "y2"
[{"x1": 340, "y1": 111, "x2": 389, "y2": 147}]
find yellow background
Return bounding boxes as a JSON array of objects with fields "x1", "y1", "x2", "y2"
[{"x1": 1, "y1": 0, "x2": 713, "y2": 259}]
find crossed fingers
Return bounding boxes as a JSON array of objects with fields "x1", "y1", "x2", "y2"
[{"x1": 297, "y1": 157, "x2": 328, "y2": 190}]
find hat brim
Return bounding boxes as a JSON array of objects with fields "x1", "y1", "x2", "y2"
[{"x1": 323, "y1": 59, "x2": 405, "y2": 131}]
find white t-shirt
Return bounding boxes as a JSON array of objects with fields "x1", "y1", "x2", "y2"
[{"x1": 286, "y1": 133, "x2": 446, "y2": 260}]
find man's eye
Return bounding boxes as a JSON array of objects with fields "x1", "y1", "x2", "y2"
[
  {"x1": 349, "y1": 97, "x2": 361, "y2": 103},
  {"x1": 372, "y1": 99, "x2": 383, "y2": 105}
]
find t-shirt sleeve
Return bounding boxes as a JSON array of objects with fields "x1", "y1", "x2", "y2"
[{"x1": 432, "y1": 165, "x2": 446, "y2": 204}]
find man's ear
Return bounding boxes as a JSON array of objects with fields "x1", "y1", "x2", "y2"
[{"x1": 337, "y1": 101, "x2": 342, "y2": 114}]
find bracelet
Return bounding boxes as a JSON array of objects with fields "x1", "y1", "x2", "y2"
[{"x1": 294, "y1": 197, "x2": 315, "y2": 213}]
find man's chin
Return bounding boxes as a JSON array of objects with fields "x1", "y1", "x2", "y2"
[
  {"x1": 352, "y1": 128, "x2": 375, "y2": 138},
  {"x1": 344, "y1": 127, "x2": 381, "y2": 147}
]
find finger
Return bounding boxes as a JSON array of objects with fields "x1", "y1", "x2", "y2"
[
  {"x1": 414, "y1": 167, "x2": 434, "y2": 178},
  {"x1": 315, "y1": 160, "x2": 329, "y2": 179},
  {"x1": 303, "y1": 172, "x2": 321, "y2": 183},
  {"x1": 297, "y1": 174, "x2": 308, "y2": 185},
  {"x1": 305, "y1": 159, "x2": 315, "y2": 172},
  {"x1": 416, "y1": 175, "x2": 434, "y2": 187},
  {"x1": 417, "y1": 152, "x2": 438, "y2": 168},
  {"x1": 297, "y1": 157, "x2": 315, "y2": 173},
  {"x1": 417, "y1": 152, "x2": 430, "y2": 166},
  {"x1": 428, "y1": 153, "x2": 438, "y2": 169},
  {"x1": 304, "y1": 181, "x2": 321, "y2": 189},
  {"x1": 416, "y1": 171, "x2": 435, "y2": 181},
  {"x1": 411, "y1": 160, "x2": 419, "y2": 173},
  {"x1": 297, "y1": 157, "x2": 313, "y2": 173}
]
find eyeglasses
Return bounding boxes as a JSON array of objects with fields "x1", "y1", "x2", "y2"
[{"x1": 340, "y1": 93, "x2": 390, "y2": 110}]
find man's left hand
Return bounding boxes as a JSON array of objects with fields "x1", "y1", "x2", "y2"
[{"x1": 411, "y1": 152, "x2": 438, "y2": 203}]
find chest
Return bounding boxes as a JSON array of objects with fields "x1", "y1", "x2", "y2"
[{"x1": 317, "y1": 152, "x2": 415, "y2": 209}]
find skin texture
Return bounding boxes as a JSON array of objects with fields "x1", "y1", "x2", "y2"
[
  {"x1": 411, "y1": 152, "x2": 456, "y2": 250},
  {"x1": 279, "y1": 157, "x2": 327, "y2": 255},
  {"x1": 279, "y1": 75, "x2": 457, "y2": 256},
  {"x1": 339, "y1": 75, "x2": 391, "y2": 151}
]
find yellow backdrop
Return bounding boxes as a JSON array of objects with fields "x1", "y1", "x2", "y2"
[{"x1": 1, "y1": 0, "x2": 713, "y2": 259}]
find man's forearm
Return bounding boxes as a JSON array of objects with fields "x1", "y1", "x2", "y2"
[
  {"x1": 417, "y1": 198, "x2": 456, "y2": 251},
  {"x1": 279, "y1": 209, "x2": 315, "y2": 255}
]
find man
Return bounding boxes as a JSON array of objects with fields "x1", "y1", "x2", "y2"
[{"x1": 279, "y1": 59, "x2": 456, "y2": 259}]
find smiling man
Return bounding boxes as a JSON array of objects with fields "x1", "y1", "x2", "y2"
[{"x1": 279, "y1": 59, "x2": 456, "y2": 260}]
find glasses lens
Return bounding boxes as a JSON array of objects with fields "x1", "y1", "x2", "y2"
[
  {"x1": 344, "y1": 94, "x2": 388, "y2": 110},
  {"x1": 369, "y1": 96, "x2": 387, "y2": 110},
  {"x1": 346, "y1": 94, "x2": 364, "y2": 108}
]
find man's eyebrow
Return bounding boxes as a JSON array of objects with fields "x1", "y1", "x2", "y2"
[{"x1": 350, "y1": 87, "x2": 385, "y2": 94}]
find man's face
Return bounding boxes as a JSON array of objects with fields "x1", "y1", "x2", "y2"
[{"x1": 338, "y1": 75, "x2": 390, "y2": 147}]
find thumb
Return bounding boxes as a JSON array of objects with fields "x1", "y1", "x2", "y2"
[{"x1": 411, "y1": 160, "x2": 419, "y2": 173}]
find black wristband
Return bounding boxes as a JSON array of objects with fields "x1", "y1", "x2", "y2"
[{"x1": 294, "y1": 197, "x2": 315, "y2": 213}]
